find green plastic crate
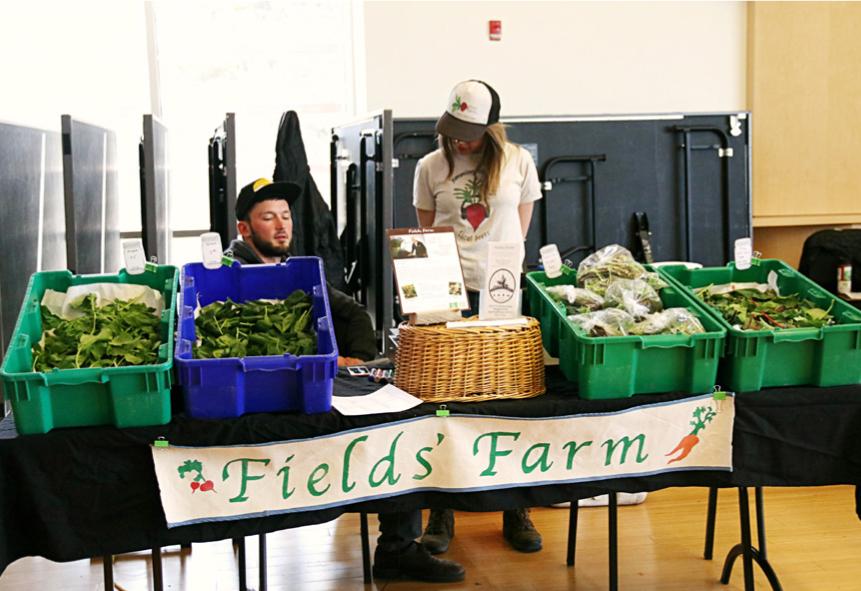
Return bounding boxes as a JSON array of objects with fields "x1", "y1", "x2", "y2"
[
  {"x1": 0, "y1": 266, "x2": 179, "y2": 434},
  {"x1": 527, "y1": 265, "x2": 726, "y2": 399},
  {"x1": 659, "y1": 259, "x2": 861, "y2": 392}
]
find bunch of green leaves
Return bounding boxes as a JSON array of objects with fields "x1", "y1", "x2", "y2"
[
  {"x1": 32, "y1": 294, "x2": 162, "y2": 371},
  {"x1": 193, "y1": 289, "x2": 317, "y2": 359},
  {"x1": 695, "y1": 287, "x2": 835, "y2": 330}
]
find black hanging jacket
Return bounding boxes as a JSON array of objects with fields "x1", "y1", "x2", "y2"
[{"x1": 273, "y1": 111, "x2": 347, "y2": 291}]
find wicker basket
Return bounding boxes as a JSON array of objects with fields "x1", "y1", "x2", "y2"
[{"x1": 394, "y1": 317, "x2": 546, "y2": 403}]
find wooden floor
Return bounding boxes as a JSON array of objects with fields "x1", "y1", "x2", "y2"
[{"x1": 2, "y1": 486, "x2": 860, "y2": 590}]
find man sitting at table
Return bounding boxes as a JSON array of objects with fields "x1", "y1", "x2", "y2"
[{"x1": 225, "y1": 177, "x2": 465, "y2": 583}]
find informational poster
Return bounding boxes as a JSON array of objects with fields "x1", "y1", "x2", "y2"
[{"x1": 387, "y1": 227, "x2": 469, "y2": 315}]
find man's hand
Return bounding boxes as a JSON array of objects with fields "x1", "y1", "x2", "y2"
[{"x1": 338, "y1": 356, "x2": 365, "y2": 367}]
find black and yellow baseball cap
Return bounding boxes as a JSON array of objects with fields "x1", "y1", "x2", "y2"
[{"x1": 235, "y1": 178, "x2": 302, "y2": 220}]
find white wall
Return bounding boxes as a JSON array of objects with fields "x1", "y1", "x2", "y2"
[
  {"x1": 364, "y1": 1, "x2": 746, "y2": 117},
  {"x1": 0, "y1": 2, "x2": 151, "y2": 232}
]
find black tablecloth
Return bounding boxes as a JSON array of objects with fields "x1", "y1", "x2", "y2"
[{"x1": 1, "y1": 367, "x2": 860, "y2": 573}]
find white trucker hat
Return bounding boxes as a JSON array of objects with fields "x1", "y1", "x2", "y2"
[{"x1": 435, "y1": 80, "x2": 501, "y2": 141}]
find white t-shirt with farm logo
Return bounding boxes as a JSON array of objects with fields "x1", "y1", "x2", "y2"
[{"x1": 413, "y1": 143, "x2": 542, "y2": 291}]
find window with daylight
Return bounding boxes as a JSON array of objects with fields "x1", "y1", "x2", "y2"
[{"x1": 150, "y1": 0, "x2": 363, "y2": 265}]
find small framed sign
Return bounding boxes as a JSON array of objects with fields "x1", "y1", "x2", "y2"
[{"x1": 387, "y1": 227, "x2": 469, "y2": 316}]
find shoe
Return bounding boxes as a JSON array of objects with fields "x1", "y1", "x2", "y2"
[
  {"x1": 420, "y1": 508, "x2": 455, "y2": 554},
  {"x1": 502, "y1": 508, "x2": 543, "y2": 553},
  {"x1": 372, "y1": 541, "x2": 465, "y2": 582}
]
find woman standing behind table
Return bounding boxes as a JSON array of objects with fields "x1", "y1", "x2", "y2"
[{"x1": 413, "y1": 79, "x2": 543, "y2": 554}]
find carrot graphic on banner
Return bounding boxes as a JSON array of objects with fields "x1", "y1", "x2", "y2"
[{"x1": 666, "y1": 405, "x2": 717, "y2": 464}]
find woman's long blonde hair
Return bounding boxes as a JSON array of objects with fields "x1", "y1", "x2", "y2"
[{"x1": 440, "y1": 122, "x2": 508, "y2": 204}]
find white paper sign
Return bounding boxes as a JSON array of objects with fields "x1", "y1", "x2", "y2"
[
  {"x1": 332, "y1": 384, "x2": 422, "y2": 416},
  {"x1": 152, "y1": 393, "x2": 735, "y2": 528},
  {"x1": 480, "y1": 241, "x2": 523, "y2": 320},
  {"x1": 539, "y1": 244, "x2": 563, "y2": 279},
  {"x1": 734, "y1": 237, "x2": 753, "y2": 270},
  {"x1": 201, "y1": 232, "x2": 224, "y2": 270},
  {"x1": 122, "y1": 239, "x2": 147, "y2": 275}
]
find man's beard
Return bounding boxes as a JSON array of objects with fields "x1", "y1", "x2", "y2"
[{"x1": 249, "y1": 229, "x2": 290, "y2": 259}]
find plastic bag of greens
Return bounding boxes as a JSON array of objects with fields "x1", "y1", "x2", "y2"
[
  {"x1": 643, "y1": 271, "x2": 669, "y2": 292},
  {"x1": 576, "y1": 245, "x2": 648, "y2": 295},
  {"x1": 567, "y1": 308, "x2": 635, "y2": 337},
  {"x1": 545, "y1": 285, "x2": 605, "y2": 314},
  {"x1": 603, "y1": 278, "x2": 663, "y2": 319},
  {"x1": 629, "y1": 308, "x2": 706, "y2": 336}
]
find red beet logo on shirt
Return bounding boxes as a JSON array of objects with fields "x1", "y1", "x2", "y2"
[
  {"x1": 462, "y1": 202, "x2": 488, "y2": 230},
  {"x1": 454, "y1": 176, "x2": 489, "y2": 231}
]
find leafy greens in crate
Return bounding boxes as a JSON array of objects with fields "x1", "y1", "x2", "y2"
[
  {"x1": 194, "y1": 289, "x2": 317, "y2": 359},
  {"x1": 544, "y1": 245, "x2": 705, "y2": 337},
  {"x1": 33, "y1": 294, "x2": 161, "y2": 371},
  {"x1": 695, "y1": 285, "x2": 835, "y2": 330}
]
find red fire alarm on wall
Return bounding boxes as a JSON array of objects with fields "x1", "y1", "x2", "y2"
[{"x1": 489, "y1": 20, "x2": 502, "y2": 41}]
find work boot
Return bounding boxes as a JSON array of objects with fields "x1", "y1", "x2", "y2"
[
  {"x1": 372, "y1": 541, "x2": 466, "y2": 582},
  {"x1": 502, "y1": 508, "x2": 543, "y2": 553},
  {"x1": 420, "y1": 508, "x2": 455, "y2": 554}
]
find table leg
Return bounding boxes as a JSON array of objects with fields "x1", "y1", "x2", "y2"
[
  {"x1": 151, "y1": 547, "x2": 163, "y2": 591},
  {"x1": 360, "y1": 512, "x2": 372, "y2": 584},
  {"x1": 609, "y1": 492, "x2": 618, "y2": 591},
  {"x1": 236, "y1": 537, "x2": 247, "y2": 591},
  {"x1": 567, "y1": 501, "x2": 579, "y2": 567},
  {"x1": 719, "y1": 487, "x2": 783, "y2": 591},
  {"x1": 755, "y1": 487, "x2": 767, "y2": 560},
  {"x1": 704, "y1": 487, "x2": 718, "y2": 559},
  {"x1": 102, "y1": 555, "x2": 113, "y2": 590},
  {"x1": 259, "y1": 533, "x2": 267, "y2": 591}
]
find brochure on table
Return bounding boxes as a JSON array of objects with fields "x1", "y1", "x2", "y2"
[
  {"x1": 387, "y1": 227, "x2": 469, "y2": 316},
  {"x1": 478, "y1": 241, "x2": 524, "y2": 321}
]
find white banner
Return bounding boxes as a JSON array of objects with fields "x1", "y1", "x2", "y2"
[{"x1": 152, "y1": 394, "x2": 734, "y2": 528}]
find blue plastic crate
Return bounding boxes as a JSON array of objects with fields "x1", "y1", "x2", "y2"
[{"x1": 174, "y1": 258, "x2": 338, "y2": 418}]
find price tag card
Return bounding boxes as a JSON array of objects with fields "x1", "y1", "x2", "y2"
[
  {"x1": 734, "y1": 237, "x2": 752, "y2": 270},
  {"x1": 539, "y1": 244, "x2": 563, "y2": 278},
  {"x1": 122, "y1": 239, "x2": 147, "y2": 275},
  {"x1": 201, "y1": 232, "x2": 224, "y2": 270},
  {"x1": 387, "y1": 227, "x2": 469, "y2": 315}
]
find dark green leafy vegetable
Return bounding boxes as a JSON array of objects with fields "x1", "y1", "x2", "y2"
[
  {"x1": 695, "y1": 286, "x2": 835, "y2": 330},
  {"x1": 32, "y1": 294, "x2": 162, "y2": 371},
  {"x1": 194, "y1": 290, "x2": 317, "y2": 359}
]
